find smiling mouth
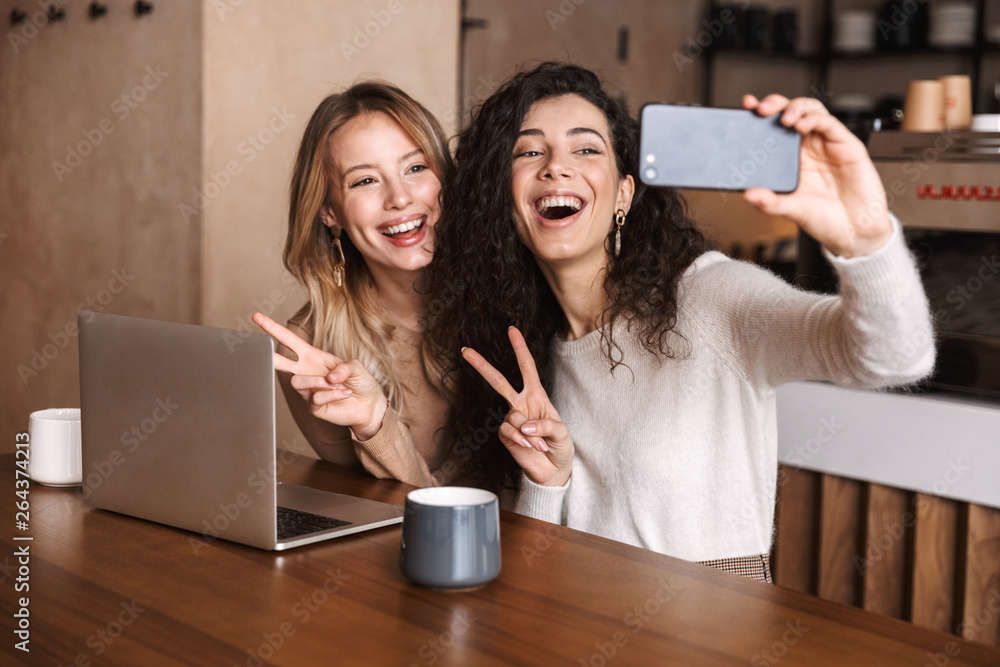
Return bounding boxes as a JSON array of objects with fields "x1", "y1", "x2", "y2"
[
  {"x1": 380, "y1": 217, "x2": 425, "y2": 239},
  {"x1": 535, "y1": 195, "x2": 583, "y2": 221}
]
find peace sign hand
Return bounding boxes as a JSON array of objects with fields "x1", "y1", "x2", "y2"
[
  {"x1": 252, "y1": 312, "x2": 388, "y2": 440},
  {"x1": 462, "y1": 326, "x2": 573, "y2": 487}
]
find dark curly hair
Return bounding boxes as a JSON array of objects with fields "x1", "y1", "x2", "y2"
[{"x1": 422, "y1": 62, "x2": 707, "y2": 493}]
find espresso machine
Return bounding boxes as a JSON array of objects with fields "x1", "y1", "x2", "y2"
[{"x1": 798, "y1": 130, "x2": 1000, "y2": 398}]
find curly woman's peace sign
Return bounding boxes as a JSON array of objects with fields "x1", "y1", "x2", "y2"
[{"x1": 461, "y1": 326, "x2": 574, "y2": 488}]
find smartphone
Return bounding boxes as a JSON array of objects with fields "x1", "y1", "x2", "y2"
[{"x1": 638, "y1": 103, "x2": 800, "y2": 193}]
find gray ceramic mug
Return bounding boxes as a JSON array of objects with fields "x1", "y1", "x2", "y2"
[{"x1": 400, "y1": 487, "x2": 501, "y2": 589}]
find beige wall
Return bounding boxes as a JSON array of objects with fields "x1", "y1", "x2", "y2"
[
  {"x1": 462, "y1": 0, "x2": 702, "y2": 116},
  {"x1": 199, "y1": 0, "x2": 460, "y2": 455},
  {"x1": 1, "y1": 0, "x2": 203, "y2": 451},
  {"x1": 0, "y1": 0, "x2": 459, "y2": 454},
  {"x1": 200, "y1": 0, "x2": 460, "y2": 334}
]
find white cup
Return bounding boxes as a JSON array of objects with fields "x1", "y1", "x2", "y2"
[
  {"x1": 972, "y1": 114, "x2": 1000, "y2": 131},
  {"x1": 834, "y1": 11, "x2": 876, "y2": 53},
  {"x1": 28, "y1": 408, "x2": 82, "y2": 486}
]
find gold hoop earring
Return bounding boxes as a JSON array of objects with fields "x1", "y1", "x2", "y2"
[
  {"x1": 330, "y1": 228, "x2": 346, "y2": 287},
  {"x1": 614, "y1": 209, "x2": 626, "y2": 258}
]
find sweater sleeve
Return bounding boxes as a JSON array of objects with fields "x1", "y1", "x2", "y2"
[
  {"x1": 276, "y1": 326, "x2": 440, "y2": 488},
  {"x1": 350, "y1": 407, "x2": 440, "y2": 487},
  {"x1": 691, "y1": 216, "x2": 935, "y2": 391},
  {"x1": 514, "y1": 472, "x2": 569, "y2": 524}
]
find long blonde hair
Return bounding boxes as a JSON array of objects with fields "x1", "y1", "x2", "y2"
[{"x1": 285, "y1": 82, "x2": 452, "y2": 414}]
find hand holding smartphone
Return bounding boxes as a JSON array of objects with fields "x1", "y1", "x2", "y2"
[{"x1": 638, "y1": 104, "x2": 801, "y2": 193}]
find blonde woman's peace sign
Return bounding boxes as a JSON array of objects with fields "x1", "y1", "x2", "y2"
[{"x1": 252, "y1": 312, "x2": 389, "y2": 441}]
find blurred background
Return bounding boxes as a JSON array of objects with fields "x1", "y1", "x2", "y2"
[{"x1": 3, "y1": 0, "x2": 1000, "y2": 455}]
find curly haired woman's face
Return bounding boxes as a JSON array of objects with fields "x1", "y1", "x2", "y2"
[
  {"x1": 322, "y1": 112, "x2": 441, "y2": 280},
  {"x1": 510, "y1": 94, "x2": 633, "y2": 271}
]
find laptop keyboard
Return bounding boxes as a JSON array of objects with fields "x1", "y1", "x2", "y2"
[{"x1": 277, "y1": 506, "x2": 352, "y2": 540}]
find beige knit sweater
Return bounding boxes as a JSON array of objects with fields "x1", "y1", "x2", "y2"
[
  {"x1": 278, "y1": 322, "x2": 451, "y2": 488},
  {"x1": 515, "y1": 220, "x2": 935, "y2": 562}
]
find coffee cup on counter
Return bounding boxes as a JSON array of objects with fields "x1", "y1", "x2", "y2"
[
  {"x1": 902, "y1": 80, "x2": 945, "y2": 131},
  {"x1": 972, "y1": 114, "x2": 1000, "y2": 131},
  {"x1": 27, "y1": 408, "x2": 83, "y2": 486},
  {"x1": 400, "y1": 487, "x2": 501, "y2": 589},
  {"x1": 939, "y1": 75, "x2": 972, "y2": 129}
]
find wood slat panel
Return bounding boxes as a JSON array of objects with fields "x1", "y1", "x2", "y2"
[
  {"x1": 862, "y1": 484, "x2": 911, "y2": 619},
  {"x1": 818, "y1": 475, "x2": 865, "y2": 606},
  {"x1": 911, "y1": 493, "x2": 960, "y2": 634},
  {"x1": 772, "y1": 465, "x2": 820, "y2": 594},
  {"x1": 960, "y1": 504, "x2": 1000, "y2": 646}
]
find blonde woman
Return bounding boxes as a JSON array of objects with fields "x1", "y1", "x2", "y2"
[{"x1": 253, "y1": 82, "x2": 453, "y2": 488}]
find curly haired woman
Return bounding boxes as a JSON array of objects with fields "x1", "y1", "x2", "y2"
[{"x1": 423, "y1": 63, "x2": 934, "y2": 582}]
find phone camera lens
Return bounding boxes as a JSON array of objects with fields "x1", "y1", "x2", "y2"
[{"x1": 643, "y1": 167, "x2": 658, "y2": 182}]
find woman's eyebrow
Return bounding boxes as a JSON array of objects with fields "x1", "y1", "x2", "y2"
[
  {"x1": 567, "y1": 127, "x2": 608, "y2": 146},
  {"x1": 397, "y1": 148, "x2": 424, "y2": 163},
  {"x1": 516, "y1": 127, "x2": 608, "y2": 146},
  {"x1": 341, "y1": 149, "x2": 426, "y2": 180},
  {"x1": 342, "y1": 162, "x2": 376, "y2": 178}
]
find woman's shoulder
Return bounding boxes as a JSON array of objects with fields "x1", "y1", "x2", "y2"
[
  {"x1": 286, "y1": 303, "x2": 313, "y2": 338},
  {"x1": 682, "y1": 250, "x2": 783, "y2": 294}
]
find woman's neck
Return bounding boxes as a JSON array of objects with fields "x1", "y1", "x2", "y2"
[
  {"x1": 369, "y1": 267, "x2": 424, "y2": 332},
  {"x1": 536, "y1": 254, "x2": 609, "y2": 342}
]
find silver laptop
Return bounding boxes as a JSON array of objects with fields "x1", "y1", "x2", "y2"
[{"x1": 78, "y1": 311, "x2": 404, "y2": 551}]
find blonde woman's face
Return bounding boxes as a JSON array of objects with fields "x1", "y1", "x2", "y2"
[{"x1": 323, "y1": 112, "x2": 441, "y2": 280}]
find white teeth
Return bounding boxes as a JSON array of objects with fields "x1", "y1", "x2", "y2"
[
  {"x1": 536, "y1": 196, "x2": 583, "y2": 211},
  {"x1": 382, "y1": 218, "x2": 424, "y2": 236}
]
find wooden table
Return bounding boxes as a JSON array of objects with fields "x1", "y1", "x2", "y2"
[{"x1": 3, "y1": 453, "x2": 999, "y2": 666}]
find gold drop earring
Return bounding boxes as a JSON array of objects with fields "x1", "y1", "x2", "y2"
[
  {"x1": 330, "y1": 227, "x2": 346, "y2": 287},
  {"x1": 614, "y1": 209, "x2": 626, "y2": 257}
]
